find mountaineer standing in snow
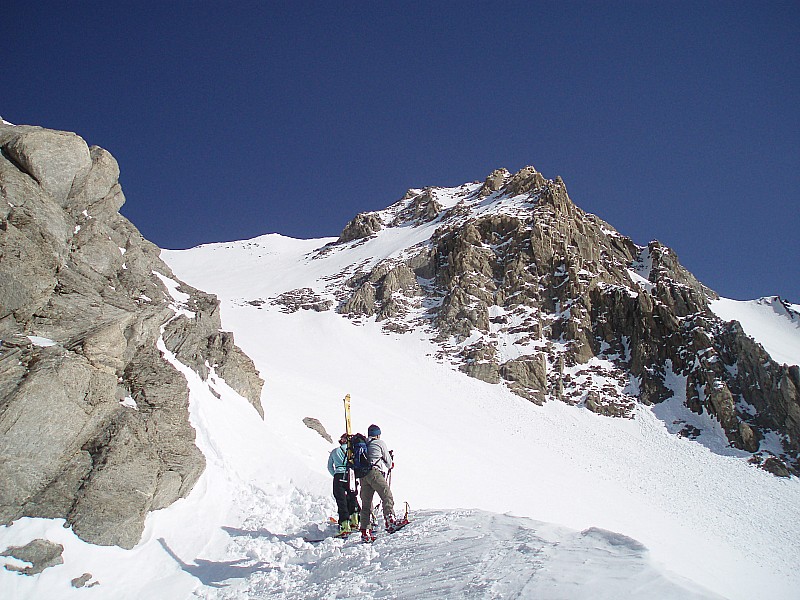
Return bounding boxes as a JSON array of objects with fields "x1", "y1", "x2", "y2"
[
  {"x1": 358, "y1": 424, "x2": 407, "y2": 541},
  {"x1": 327, "y1": 433, "x2": 360, "y2": 536}
]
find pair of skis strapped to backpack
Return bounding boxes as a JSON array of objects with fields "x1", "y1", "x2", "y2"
[
  {"x1": 343, "y1": 393, "x2": 397, "y2": 481},
  {"x1": 344, "y1": 394, "x2": 377, "y2": 478}
]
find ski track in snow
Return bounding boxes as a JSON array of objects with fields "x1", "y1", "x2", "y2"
[{"x1": 3, "y1": 227, "x2": 800, "y2": 599}]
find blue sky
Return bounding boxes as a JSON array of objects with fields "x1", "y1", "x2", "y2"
[{"x1": 3, "y1": 2, "x2": 798, "y2": 301}]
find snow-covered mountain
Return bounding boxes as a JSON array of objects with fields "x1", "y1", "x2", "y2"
[{"x1": 3, "y1": 161, "x2": 800, "y2": 599}]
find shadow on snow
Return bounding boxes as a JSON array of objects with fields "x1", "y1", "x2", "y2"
[{"x1": 158, "y1": 538, "x2": 277, "y2": 588}]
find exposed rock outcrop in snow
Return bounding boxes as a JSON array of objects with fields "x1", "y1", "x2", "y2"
[
  {"x1": 1, "y1": 539, "x2": 63, "y2": 575},
  {"x1": 0, "y1": 123, "x2": 264, "y2": 548}
]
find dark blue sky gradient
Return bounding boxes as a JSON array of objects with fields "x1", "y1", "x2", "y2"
[{"x1": 3, "y1": 2, "x2": 798, "y2": 301}]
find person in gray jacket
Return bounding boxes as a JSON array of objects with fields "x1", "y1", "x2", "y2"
[{"x1": 358, "y1": 424, "x2": 407, "y2": 540}]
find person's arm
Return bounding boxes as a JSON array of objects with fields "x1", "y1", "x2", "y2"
[
  {"x1": 327, "y1": 450, "x2": 336, "y2": 476},
  {"x1": 380, "y1": 440, "x2": 392, "y2": 471}
]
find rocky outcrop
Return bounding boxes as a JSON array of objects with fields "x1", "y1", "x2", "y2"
[
  {"x1": 333, "y1": 165, "x2": 799, "y2": 475},
  {"x1": 0, "y1": 123, "x2": 264, "y2": 548},
  {"x1": 339, "y1": 262, "x2": 421, "y2": 322},
  {"x1": 389, "y1": 188, "x2": 442, "y2": 226},
  {"x1": 71, "y1": 572, "x2": 100, "y2": 588},
  {"x1": 303, "y1": 417, "x2": 332, "y2": 443},
  {"x1": 1, "y1": 539, "x2": 64, "y2": 575},
  {"x1": 337, "y1": 212, "x2": 382, "y2": 243},
  {"x1": 479, "y1": 168, "x2": 510, "y2": 196},
  {"x1": 271, "y1": 288, "x2": 333, "y2": 313}
]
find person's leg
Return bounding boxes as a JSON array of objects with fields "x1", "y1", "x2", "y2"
[
  {"x1": 370, "y1": 470, "x2": 394, "y2": 521},
  {"x1": 347, "y1": 487, "x2": 360, "y2": 527},
  {"x1": 359, "y1": 477, "x2": 375, "y2": 530},
  {"x1": 333, "y1": 475, "x2": 349, "y2": 525}
]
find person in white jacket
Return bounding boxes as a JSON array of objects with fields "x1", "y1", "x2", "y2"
[{"x1": 358, "y1": 424, "x2": 407, "y2": 541}]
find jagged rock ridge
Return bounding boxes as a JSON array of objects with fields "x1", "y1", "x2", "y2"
[
  {"x1": 0, "y1": 123, "x2": 264, "y2": 548},
  {"x1": 327, "y1": 166, "x2": 799, "y2": 475}
]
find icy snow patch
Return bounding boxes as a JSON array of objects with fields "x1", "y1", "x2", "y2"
[
  {"x1": 26, "y1": 336, "x2": 57, "y2": 347},
  {"x1": 201, "y1": 510, "x2": 722, "y2": 600},
  {"x1": 153, "y1": 271, "x2": 195, "y2": 318},
  {"x1": 120, "y1": 396, "x2": 138, "y2": 410}
]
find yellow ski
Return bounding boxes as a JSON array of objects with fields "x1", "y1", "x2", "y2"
[
  {"x1": 343, "y1": 394, "x2": 356, "y2": 492},
  {"x1": 343, "y1": 394, "x2": 353, "y2": 460}
]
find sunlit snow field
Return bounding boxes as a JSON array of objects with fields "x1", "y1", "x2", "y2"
[{"x1": 2, "y1": 231, "x2": 799, "y2": 599}]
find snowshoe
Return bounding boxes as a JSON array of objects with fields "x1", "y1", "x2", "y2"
[{"x1": 385, "y1": 516, "x2": 409, "y2": 534}]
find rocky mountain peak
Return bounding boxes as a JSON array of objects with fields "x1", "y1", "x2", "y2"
[
  {"x1": 503, "y1": 165, "x2": 548, "y2": 197},
  {"x1": 327, "y1": 167, "x2": 798, "y2": 475}
]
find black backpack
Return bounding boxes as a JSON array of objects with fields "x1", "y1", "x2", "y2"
[{"x1": 349, "y1": 433, "x2": 372, "y2": 478}]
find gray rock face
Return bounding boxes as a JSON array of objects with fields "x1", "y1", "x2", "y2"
[
  {"x1": 339, "y1": 261, "x2": 421, "y2": 322},
  {"x1": 0, "y1": 123, "x2": 264, "y2": 548},
  {"x1": 389, "y1": 188, "x2": 443, "y2": 226},
  {"x1": 3, "y1": 128, "x2": 92, "y2": 206},
  {"x1": 337, "y1": 212, "x2": 383, "y2": 243},
  {"x1": 334, "y1": 166, "x2": 800, "y2": 475},
  {"x1": 303, "y1": 417, "x2": 333, "y2": 443},
  {"x1": 479, "y1": 168, "x2": 510, "y2": 196},
  {"x1": 1, "y1": 539, "x2": 64, "y2": 575}
]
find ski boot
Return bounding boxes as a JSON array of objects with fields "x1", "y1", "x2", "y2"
[
  {"x1": 360, "y1": 528, "x2": 376, "y2": 543},
  {"x1": 337, "y1": 521, "x2": 352, "y2": 538},
  {"x1": 349, "y1": 513, "x2": 359, "y2": 529}
]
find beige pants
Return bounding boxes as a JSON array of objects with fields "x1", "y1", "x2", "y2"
[{"x1": 359, "y1": 468, "x2": 394, "y2": 528}]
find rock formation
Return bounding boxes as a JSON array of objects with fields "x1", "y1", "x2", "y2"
[
  {"x1": 332, "y1": 166, "x2": 799, "y2": 475},
  {"x1": 1, "y1": 539, "x2": 64, "y2": 575},
  {"x1": 0, "y1": 123, "x2": 264, "y2": 548},
  {"x1": 337, "y1": 212, "x2": 382, "y2": 243}
]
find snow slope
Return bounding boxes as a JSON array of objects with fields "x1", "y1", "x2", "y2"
[
  {"x1": 2, "y1": 232, "x2": 799, "y2": 599},
  {"x1": 710, "y1": 296, "x2": 800, "y2": 367}
]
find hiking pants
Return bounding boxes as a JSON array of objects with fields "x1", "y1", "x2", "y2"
[
  {"x1": 359, "y1": 468, "x2": 394, "y2": 528},
  {"x1": 333, "y1": 473, "x2": 359, "y2": 525}
]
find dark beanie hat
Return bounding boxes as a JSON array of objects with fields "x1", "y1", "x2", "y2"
[{"x1": 368, "y1": 424, "x2": 381, "y2": 437}]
